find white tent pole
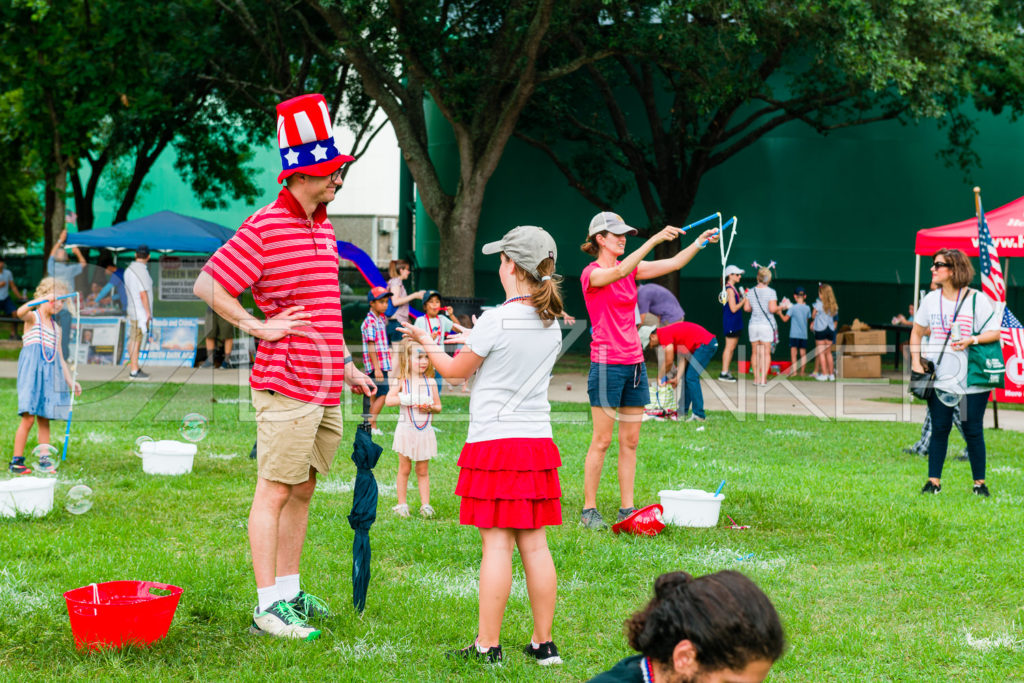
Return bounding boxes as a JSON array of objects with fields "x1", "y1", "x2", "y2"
[{"x1": 913, "y1": 254, "x2": 921, "y2": 313}]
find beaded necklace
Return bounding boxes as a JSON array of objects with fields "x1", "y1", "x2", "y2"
[
  {"x1": 38, "y1": 312, "x2": 57, "y2": 364},
  {"x1": 640, "y1": 656, "x2": 655, "y2": 683},
  {"x1": 502, "y1": 295, "x2": 531, "y2": 306},
  {"x1": 405, "y1": 379, "x2": 432, "y2": 430},
  {"x1": 425, "y1": 314, "x2": 443, "y2": 341}
]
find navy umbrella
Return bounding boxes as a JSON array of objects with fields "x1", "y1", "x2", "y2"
[{"x1": 348, "y1": 422, "x2": 383, "y2": 612}]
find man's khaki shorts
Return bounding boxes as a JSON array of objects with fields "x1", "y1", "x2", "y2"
[
  {"x1": 252, "y1": 389, "x2": 343, "y2": 485},
  {"x1": 128, "y1": 319, "x2": 144, "y2": 345}
]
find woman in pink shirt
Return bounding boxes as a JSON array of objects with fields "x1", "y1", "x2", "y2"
[{"x1": 579, "y1": 212, "x2": 718, "y2": 530}]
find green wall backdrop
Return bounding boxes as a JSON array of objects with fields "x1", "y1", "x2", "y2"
[{"x1": 414, "y1": 104, "x2": 1024, "y2": 348}]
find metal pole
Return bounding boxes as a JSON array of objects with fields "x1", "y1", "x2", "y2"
[{"x1": 913, "y1": 254, "x2": 921, "y2": 312}]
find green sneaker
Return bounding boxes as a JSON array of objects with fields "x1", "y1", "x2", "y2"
[
  {"x1": 288, "y1": 590, "x2": 330, "y2": 620},
  {"x1": 249, "y1": 600, "x2": 320, "y2": 641}
]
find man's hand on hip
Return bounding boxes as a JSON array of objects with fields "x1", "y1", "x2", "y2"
[{"x1": 248, "y1": 306, "x2": 312, "y2": 341}]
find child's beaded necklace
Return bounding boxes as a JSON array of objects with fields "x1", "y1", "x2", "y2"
[
  {"x1": 404, "y1": 378, "x2": 432, "y2": 430},
  {"x1": 37, "y1": 310, "x2": 57, "y2": 363}
]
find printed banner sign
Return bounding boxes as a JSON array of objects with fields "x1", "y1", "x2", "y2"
[
  {"x1": 995, "y1": 345, "x2": 1024, "y2": 403},
  {"x1": 71, "y1": 317, "x2": 124, "y2": 366},
  {"x1": 120, "y1": 317, "x2": 200, "y2": 367},
  {"x1": 159, "y1": 256, "x2": 207, "y2": 301}
]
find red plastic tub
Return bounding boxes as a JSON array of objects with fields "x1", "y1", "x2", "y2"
[
  {"x1": 737, "y1": 360, "x2": 792, "y2": 376},
  {"x1": 64, "y1": 580, "x2": 183, "y2": 650}
]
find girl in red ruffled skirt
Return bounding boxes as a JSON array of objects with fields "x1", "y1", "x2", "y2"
[{"x1": 403, "y1": 225, "x2": 566, "y2": 666}]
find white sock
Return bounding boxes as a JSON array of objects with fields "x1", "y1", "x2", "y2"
[
  {"x1": 276, "y1": 574, "x2": 300, "y2": 602},
  {"x1": 256, "y1": 585, "x2": 279, "y2": 613},
  {"x1": 531, "y1": 641, "x2": 540, "y2": 649}
]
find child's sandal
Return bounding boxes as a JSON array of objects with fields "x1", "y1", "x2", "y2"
[
  {"x1": 392, "y1": 503, "x2": 410, "y2": 518},
  {"x1": 419, "y1": 504, "x2": 435, "y2": 519}
]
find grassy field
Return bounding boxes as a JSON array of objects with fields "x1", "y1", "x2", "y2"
[{"x1": 2, "y1": 378, "x2": 1023, "y2": 681}]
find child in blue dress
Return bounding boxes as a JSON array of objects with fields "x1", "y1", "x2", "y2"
[{"x1": 8, "y1": 277, "x2": 81, "y2": 474}]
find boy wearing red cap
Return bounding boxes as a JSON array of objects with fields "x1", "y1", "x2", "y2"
[
  {"x1": 361, "y1": 286, "x2": 394, "y2": 432},
  {"x1": 194, "y1": 93, "x2": 375, "y2": 641}
]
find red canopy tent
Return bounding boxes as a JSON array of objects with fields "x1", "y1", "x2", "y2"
[
  {"x1": 915, "y1": 194, "x2": 1024, "y2": 257},
  {"x1": 914, "y1": 194, "x2": 1024, "y2": 406}
]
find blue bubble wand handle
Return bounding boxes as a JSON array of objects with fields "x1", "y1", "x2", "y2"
[
  {"x1": 61, "y1": 292, "x2": 81, "y2": 461},
  {"x1": 678, "y1": 212, "x2": 720, "y2": 235},
  {"x1": 714, "y1": 480, "x2": 726, "y2": 497},
  {"x1": 25, "y1": 292, "x2": 77, "y2": 309},
  {"x1": 703, "y1": 216, "x2": 735, "y2": 247}
]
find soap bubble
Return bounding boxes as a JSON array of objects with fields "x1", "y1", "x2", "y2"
[
  {"x1": 179, "y1": 413, "x2": 208, "y2": 443},
  {"x1": 65, "y1": 484, "x2": 93, "y2": 515},
  {"x1": 133, "y1": 436, "x2": 153, "y2": 457},
  {"x1": 32, "y1": 443, "x2": 59, "y2": 475},
  {"x1": 936, "y1": 390, "x2": 961, "y2": 408}
]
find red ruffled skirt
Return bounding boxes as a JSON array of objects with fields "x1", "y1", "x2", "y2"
[{"x1": 456, "y1": 438, "x2": 562, "y2": 529}]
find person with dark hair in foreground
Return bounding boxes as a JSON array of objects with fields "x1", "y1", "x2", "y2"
[{"x1": 588, "y1": 570, "x2": 784, "y2": 683}]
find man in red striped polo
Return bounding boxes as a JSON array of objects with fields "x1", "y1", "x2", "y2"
[{"x1": 193, "y1": 94, "x2": 375, "y2": 641}]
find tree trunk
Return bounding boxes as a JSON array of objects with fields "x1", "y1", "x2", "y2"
[
  {"x1": 436, "y1": 182, "x2": 486, "y2": 296},
  {"x1": 46, "y1": 165, "x2": 68, "y2": 248},
  {"x1": 70, "y1": 171, "x2": 94, "y2": 232},
  {"x1": 114, "y1": 138, "x2": 170, "y2": 224}
]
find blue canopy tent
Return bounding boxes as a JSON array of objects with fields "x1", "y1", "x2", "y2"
[{"x1": 65, "y1": 211, "x2": 234, "y2": 253}]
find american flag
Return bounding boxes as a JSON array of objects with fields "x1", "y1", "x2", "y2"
[
  {"x1": 977, "y1": 196, "x2": 1006, "y2": 304},
  {"x1": 977, "y1": 194, "x2": 1024, "y2": 351},
  {"x1": 1002, "y1": 305, "x2": 1024, "y2": 352}
]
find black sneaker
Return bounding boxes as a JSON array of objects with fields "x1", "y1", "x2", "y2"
[
  {"x1": 220, "y1": 359, "x2": 236, "y2": 370},
  {"x1": 973, "y1": 483, "x2": 990, "y2": 497},
  {"x1": 921, "y1": 481, "x2": 941, "y2": 494},
  {"x1": 129, "y1": 369, "x2": 149, "y2": 380},
  {"x1": 447, "y1": 642, "x2": 503, "y2": 664},
  {"x1": 718, "y1": 372, "x2": 737, "y2": 383},
  {"x1": 200, "y1": 358, "x2": 214, "y2": 368},
  {"x1": 8, "y1": 458, "x2": 31, "y2": 475},
  {"x1": 617, "y1": 507, "x2": 638, "y2": 523},
  {"x1": 523, "y1": 641, "x2": 562, "y2": 666},
  {"x1": 580, "y1": 507, "x2": 608, "y2": 530}
]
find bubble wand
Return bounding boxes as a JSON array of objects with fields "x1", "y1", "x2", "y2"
[
  {"x1": 716, "y1": 217, "x2": 739, "y2": 304},
  {"x1": 678, "y1": 212, "x2": 720, "y2": 235},
  {"x1": 24, "y1": 292, "x2": 77, "y2": 309},
  {"x1": 61, "y1": 292, "x2": 81, "y2": 461}
]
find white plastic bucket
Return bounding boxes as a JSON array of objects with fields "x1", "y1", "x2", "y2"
[
  {"x1": 658, "y1": 488, "x2": 724, "y2": 527},
  {"x1": 0, "y1": 477, "x2": 57, "y2": 517},
  {"x1": 139, "y1": 440, "x2": 197, "y2": 475}
]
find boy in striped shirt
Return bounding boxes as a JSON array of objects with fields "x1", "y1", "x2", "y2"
[{"x1": 361, "y1": 286, "x2": 393, "y2": 434}]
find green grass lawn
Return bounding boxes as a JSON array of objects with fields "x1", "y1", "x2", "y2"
[{"x1": 2, "y1": 379, "x2": 1023, "y2": 681}]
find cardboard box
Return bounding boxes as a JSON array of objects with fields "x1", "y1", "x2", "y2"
[
  {"x1": 837, "y1": 329, "x2": 886, "y2": 356},
  {"x1": 840, "y1": 354, "x2": 881, "y2": 378}
]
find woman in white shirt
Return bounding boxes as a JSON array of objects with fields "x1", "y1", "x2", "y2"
[
  {"x1": 743, "y1": 266, "x2": 778, "y2": 386},
  {"x1": 910, "y1": 248, "x2": 1001, "y2": 497}
]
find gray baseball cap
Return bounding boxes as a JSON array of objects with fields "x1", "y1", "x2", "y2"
[
  {"x1": 588, "y1": 212, "x2": 638, "y2": 237},
  {"x1": 481, "y1": 225, "x2": 557, "y2": 280},
  {"x1": 724, "y1": 264, "x2": 745, "y2": 276}
]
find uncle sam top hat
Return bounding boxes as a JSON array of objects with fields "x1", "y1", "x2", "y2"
[{"x1": 276, "y1": 94, "x2": 355, "y2": 183}]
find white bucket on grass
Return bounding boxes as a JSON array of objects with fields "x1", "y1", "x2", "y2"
[
  {"x1": 0, "y1": 477, "x2": 57, "y2": 517},
  {"x1": 140, "y1": 440, "x2": 197, "y2": 475},
  {"x1": 658, "y1": 488, "x2": 724, "y2": 527}
]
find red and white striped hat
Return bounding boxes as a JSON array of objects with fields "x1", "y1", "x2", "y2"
[{"x1": 276, "y1": 94, "x2": 355, "y2": 183}]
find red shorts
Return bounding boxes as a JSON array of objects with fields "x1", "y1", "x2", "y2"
[{"x1": 456, "y1": 438, "x2": 562, "y2": 529}]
